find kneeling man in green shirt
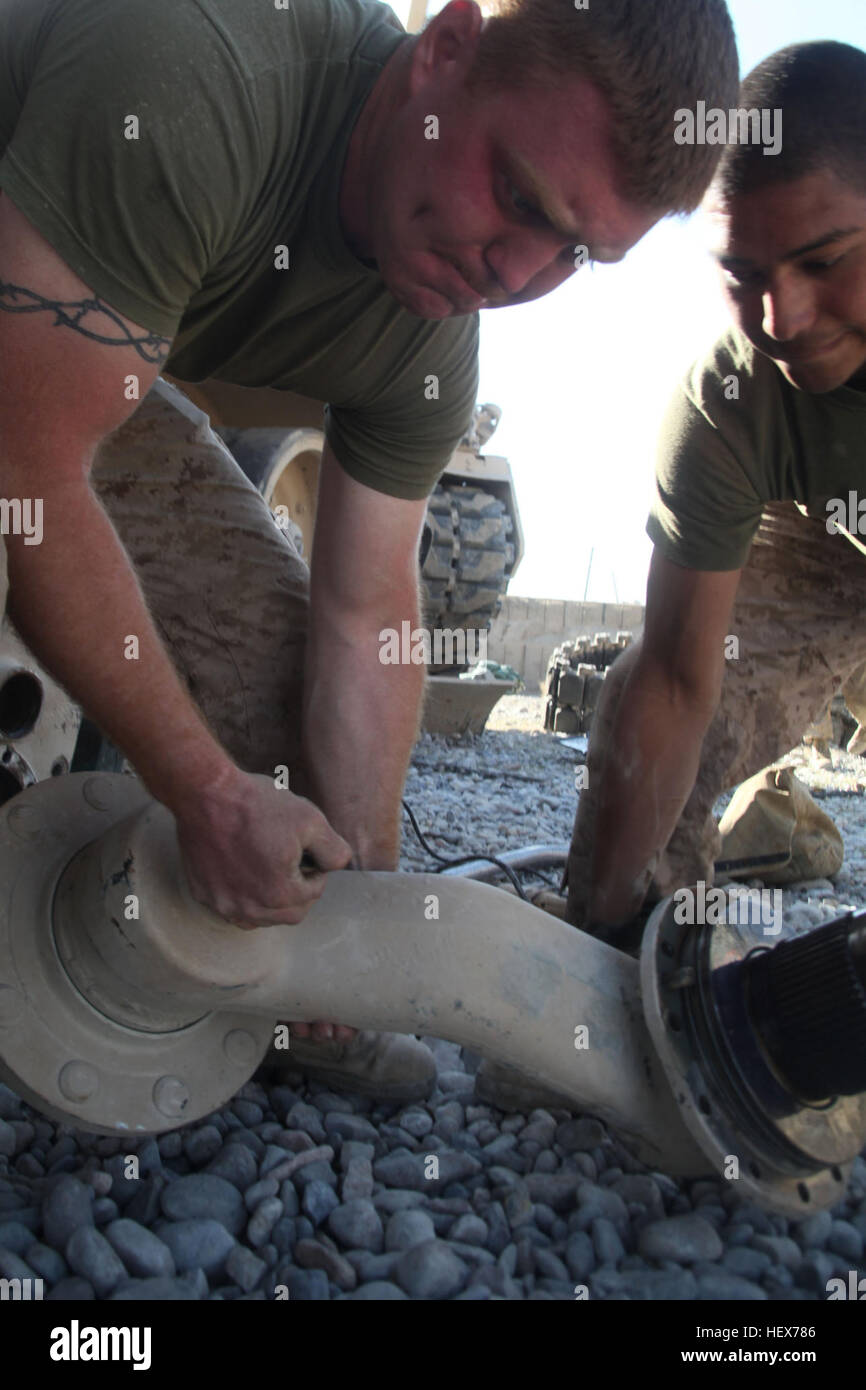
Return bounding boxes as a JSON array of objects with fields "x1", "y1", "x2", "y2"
[{"x1": 564, "y1": 41, "x2": 866, "y2": 945}]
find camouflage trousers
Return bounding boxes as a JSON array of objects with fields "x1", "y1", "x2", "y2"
[
  {"x1": 89, "y1": 378, "x2": 311, "y2": 777},
  {"x1": 565, "y1": 502, "x2": 866, "y2": 927}
]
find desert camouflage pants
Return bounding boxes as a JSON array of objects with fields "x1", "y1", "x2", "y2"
[
  {"x1": 89, "y1": 378, "x2": 311, "y2": 777},
  {"x1": 565, "y1": 502, "x2": 866, "y2": 927}
]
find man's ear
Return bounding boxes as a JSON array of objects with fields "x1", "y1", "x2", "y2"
[{"x1": 407, "y1": 0, "x2": 484, "y2": 97}]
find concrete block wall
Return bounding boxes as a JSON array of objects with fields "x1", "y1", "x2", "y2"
[{"x1": 486, "y1": 597, "x2": 645, "y2": 690}]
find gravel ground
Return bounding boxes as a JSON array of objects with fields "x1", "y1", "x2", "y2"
[{"x1": 1, "y1": 692, "x2": 865, "y2": 1302}]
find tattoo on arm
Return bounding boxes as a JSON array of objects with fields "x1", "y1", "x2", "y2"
[{"x1": 0, "y1": 280, "x2": 172, "y2": 364}]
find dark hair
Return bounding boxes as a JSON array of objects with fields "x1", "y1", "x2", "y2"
[
  {"x1": 715, "y1": 41, "x2": 866, "y2": 201},
  {"x1": 468, "y1": 0, "x2": 740, "y2": 214}
]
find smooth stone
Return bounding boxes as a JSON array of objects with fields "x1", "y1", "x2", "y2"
[
  {"x1": 436, "y1": 1072, "x2": 475, "y2": 1096},
  {"x1": 154, "y1": 1219, "x2": 235, "y2": 1276},
  {"x1": 275, "y1": 1267, "x2": 329, "y2": 1300},
  {"x1": 42, "y1": 1176, "x2": 94, "y2": 1249},
  {"x1": 795, "y1": 1210, "x2": 832, "y2": 1248},
  {"x1": 385, "y1": 1209, "x2": 436, "y2": 1252},
  {"x1": 0, "y1": 1087, "x2": 22, "y2": 1120},
  {"x1": 526, "y1": 1174, "x2": 579, "y2": 1214},
  {"x1": 0, "y1": 1247, "x2": 38, "y2": 1281},
  {"x1": 345, "y1": 1250, "x2": 401, "y2": 1283},
  {"x1": 323, "y1": 1114, "x2": 379, "y2": 1144},
  {"x1": 726, "y1": 1224, "x2": 755, "y2": 1247},
  {"x1": 244, "y1": 1178, "x2": 279, "y2": 1213},
  {"x1": 261, "y1": 1144, "x2": 296, "y2": 1177},
  {"x1": 183, "y1": 1126, "x2": 223, "y2": 1167},
  {"x1": 828, "y1": 1220, "x2": 863, "y2": 1262},
  {"x1": 327, "y1": 1200, "x2": 384, "y2": 1253},
  {"x1": 25, "y1": 1242, "x2": 66, "y2": 1284},
  {"x1": 121, "y1": 1176, "x2": 166, "y2": 1229},
  {"x1": 302, "y1": 1181, "x2": 339, "y2": 1228},
  {"x1": 278, "y1": 1182, "x2": 300, "y2": 1216},
  {"x1": 160, "y1": 1174, "x2": 245, "y2": 1237},
  {"x1": 45, "y1": 1276, "x2": 95, "y2": 1300},
  {"x1": 286, "y1": 1104, "x2": 327, "y2": 1143},
  {"x1": 697, "y1": 1273, "x2": 768, "y2": 1300},
  {"x1": 104, "y1": 1219, "x2": 175, "y2": 1278},
  {"x1": 339, "y1": 1141, "x2": 375, "y2": 1173},
  {"x1": 638, "y1": 1215, "x2": 724, "y2": 1264},
  {"x1": 467, "y1": 1265, "x2": 520, "y2": 1298},
  {"x1": 794, "y1": 1251, "x2": 839, "y2": 1293},
  {"x1": 448, "y1": 1214, "x2": 488, "y2": 1246},
  {"x1": 65, "y1": 1226, "x2": 128, "y2": 1297},
  {"x1": 534, "y1": 1248, "x2": 571, "y2": 1281},
  {"x1": 225, "y1": 1244, "x2": 267, "y2": 1293},
  {"x1": 372, "y1": 1190, "x2": 425, "y2": 1214},
  {"x1": 394, "y1": 1240, "x2": 469, "y2": 1299},
  {"x1": 532, "y1": 1151, "x2": 559, "y2": 1175},
  {"x1": 753, "y1": 1235, "x2": 804, "y2": 1269},
  {"x1": 294, "y1": 1238, "x2": 357, "y2": 1291},
  {"x1": 591, "y1": 1269, "x2": 697, "y2": 1300},
  {"x1": 0, "y1": 1221, "x2": 34, "y2": 1255},
  {"x1": 291, "y1": 1161, "x2": 337, "y2": 1192},
  {"x1": 342, "y1": 1159, "x2": 374, "y2": 1203},
  {"x1": 721, "y1": 1247, "x2": 773, "y2": 1279},
  {"x1": 565, "y1": 1232, "x2": 595, "y2": 1282},
  {"x1": 0, "y1": 1120, "x2": 17, "y2": 1158},
  {"x1": 232, "y1": 1099, "x2": 263, "y2": 1127},
  {"x1": 205, "y1": 1145, "x2": 259, "y2": 1191},
  {"x1": 345, "y1": 1280, "x2": 408, "y2": 1300},
  {"x1": 271, "y1": 1218, "x2": 296, "y2": 1256},
  {"x1": 485, "y1": 1202, "x2": 510, "y2": 1256},
  {"x1": 504, "y1": 1186, "x2": 533, "y2": 1228},
  {"x1": 398, "y1": 1109, "x2": 434, "y2": 1138},
  {"x1": 247, "y1": 1196, "x2": 284, "y2": 1246},
  {"x1": 592, "y1": 1217, "x2": 625, "y2": 1265},
  {"x1": 612, "y1": 1175, "x2": 665, "y2": 1219},
  {"x1": 309, "y1": 1091, "x2": 357, "y2": 1115},
  {"x1": 110, "y1": 1277, "x2": 199, "y2": 1301},
  {"x1": 93, "y1": 1198, "x2": 119, "y2": 1226}
]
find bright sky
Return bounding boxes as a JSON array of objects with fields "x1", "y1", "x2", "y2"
[{"x1": 389, "y1": 0, "x2": 866, "y2": 603}]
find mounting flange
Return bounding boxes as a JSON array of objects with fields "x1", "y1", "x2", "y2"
[{"x1": 0, "y1": 773, "x2": 274, "y2": 1134}]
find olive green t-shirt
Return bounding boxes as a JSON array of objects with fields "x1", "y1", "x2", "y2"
[
  {"x1": 647, "y1": 326, "x2": 866, "y2": 570},
  {"x1": 0, "y1": 0, "x2": 479, "y2": 500}
]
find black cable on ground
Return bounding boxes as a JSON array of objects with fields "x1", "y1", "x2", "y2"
[{"x1": 401, "y1": 798, "x2": 531, "y2": 902}]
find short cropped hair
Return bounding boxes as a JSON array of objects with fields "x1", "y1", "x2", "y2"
[
  {"x1": 715, "y1": 42, "x2": 866, "y2": 201},
  {"x1": 467, "y1": 0, "x2": 740, "y2": 215}
]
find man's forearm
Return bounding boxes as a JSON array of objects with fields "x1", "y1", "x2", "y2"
[
  {"x1": 5, "y1": 478, "x2": 240, "y2": 814},
  {"x1": 300, "y1": 616, "x2": 425, "y2": 869},
  {"x1": 590, "y1": 676, "x2": 716, "y2": 926}
]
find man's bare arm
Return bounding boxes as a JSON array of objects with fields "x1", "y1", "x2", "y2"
[
  {"x1": 588, "y1": 549, "x2": 742, "y2": 927},
  {"x1": 300, "y1": 442, "x2": 429, "y2": 869},
  {"x1": 0, "y1": 193, "x2": 350, "y2": 924}
]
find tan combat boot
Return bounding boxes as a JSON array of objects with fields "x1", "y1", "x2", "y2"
[{"x1": 256, "y1": 1030, "x2": 436, "y2": 1105}]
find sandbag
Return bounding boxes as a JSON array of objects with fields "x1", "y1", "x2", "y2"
[{"x1": 717, "y1": 764, "x2": 844, "y2": 885}]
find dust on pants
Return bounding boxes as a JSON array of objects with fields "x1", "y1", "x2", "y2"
[
  {"x1": 89, "y1": 378, "x2": 311, "y2": 779},
  {"x1": 565, "y1": 502, "x2": 866, "y2": 928}
]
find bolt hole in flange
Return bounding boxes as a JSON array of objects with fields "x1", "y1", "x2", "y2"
[{"x1": 0, "y1": 670, "x2": 42, "y2": 739}]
